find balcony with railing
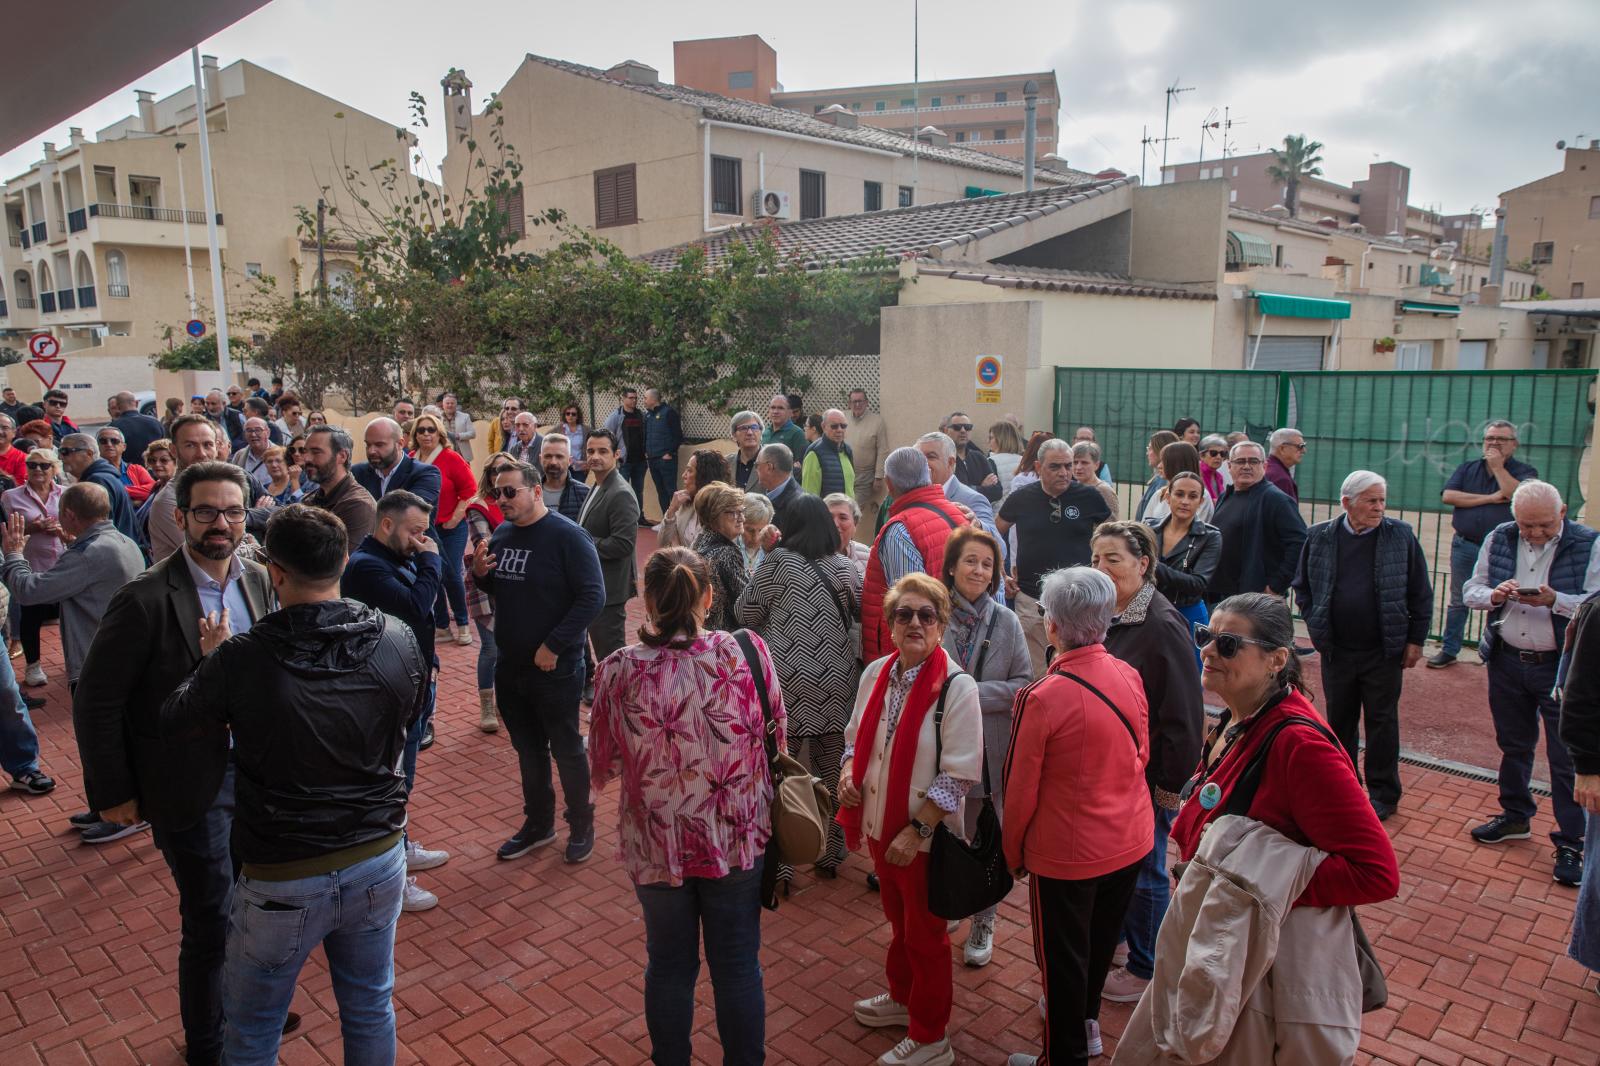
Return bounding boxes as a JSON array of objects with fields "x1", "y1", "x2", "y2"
[
  {"x1": 39, "y1": 291, "x2": 55, "y2": 313},
  {"x1": 83, "y1": 202, "x2": 228, "y2": 249},
  {"x1": 106, "y1": 282, "x2": 129, "y2": 298},
  {"x1": 90, "y1": 203, "x2": 218, "y2": 224},
  {"x1": 76, "y1": 286, "x2": 96, "y2": 309},
  {"x1": 16, "y1": 230, "x2": 28, "y2": 249},
  {"x1": 30, "y1": 221, "x2": 45, "y2": 243},
  {"x1": 13, "y1": 296, "x2": 35, "y2": 309},
  {"x1": 56, "y1": 289, "x2": 75, "y2": 311},
  {"x1": 67, "y1": 209, "x2": 87, "y2": 233},
  {"x1": 6, "y1": 234, "x2": 18, "y2": 247}
]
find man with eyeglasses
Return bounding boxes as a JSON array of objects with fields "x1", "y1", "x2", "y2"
[
  {"x1": 845, "y1": 389, "x2": 891, "y2": 515},
  {"x1": 301, "y1": 424, "x2": 377, "y2": 552},
  {"x1": 506, "y1": 411, "x2": 543, "y2": 463},
  {"x1": 43, "y1": 388, "x2": 78, "y2": 444},
  {"x1": 996, "y1": 438, "x2": 1111, "y2": 675},
  {"x1": 204, "y1": 389, "x2": 246, "y2": 452},
  {"x1": 228, "y1": 418, "x2": 277, "y2": 493},
  {"x1": 342, "y1": 490, "x2": 449, "y2": 911},
  {"x1": 96, "y1": 427, "x2": 156, "y2": 504},
  {"x1": 225, "y1": 385, "x2": 246, "y2": 413},
  {"x1": 802, "y1": 408, "x2": 856, "y2": 499},
  {"x1": 1432, "y1": 419, "x2": 1539, "y2": 669},
  {"x1": 726, "y1": 411, "x2": 764, "y2": 490},
  {"x1": 943, "y1": 411, "x2": 1002, "y2": 504},
  {"x1": 1208, "y1": 441, "x2": 1307, "y2": 605},
  {"x1": 58, "y1": 432, "x2": 139, "y2": 542},
  {"x1": 470, "y1": 461, "x2": 604, "y2": 865},
  {"x1": 75, "y1": 461, "x2": 284, "y2": 1063},
  {"x1": 1264, "y1": 428, "x2": 1306, "y2": 503},
  {"x1": 761, "y1": 394, "x2": 807, "y2": 481}
]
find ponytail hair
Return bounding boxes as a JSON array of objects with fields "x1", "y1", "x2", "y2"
[
  {"x1": 639, "y1": 546, "x2": 711, "y2": 648},
  {"x1": 1212, "y1": 592, "x2": 1311, "y2": 700}
]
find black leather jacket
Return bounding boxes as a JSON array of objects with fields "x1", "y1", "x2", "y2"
[
  {"x1": 1147, "y1": 517, "x2": 1223, "y2": 608},
  {"x1": 159, "y1": 599, "x2": 427, "y2": 865}
]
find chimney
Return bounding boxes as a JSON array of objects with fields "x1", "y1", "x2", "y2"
[
  {"x1": 1022, "y1": 79, "x2": 1040, "y2": 192},
  {"x1": 201, "y1": 55, "x2": 222, "y2": 111},
  {"x1": 68, "y1": 127, "x2": 85, "y2": 148},
  {"x1": 136, "y1": 89, "x2": 157, "y2": 132},
  {"x1": 42, "y1": 141, "x2": 56, "y2": 162},
  {"x1": 441, "y1": 68, "x2": 474, "y2": 140},
  {"x1": 605, "y1": 61, "x2": 659, "y2": 87},
  {"x1": 1039, "y1": 153, "x2": 1068, "y2": 172},
  {"x1": 1591, "y1": 139, "x2": 1599, "y2": 150},
  {"x1": 1316, "y1": 217, "x2": 1338, "y2": 229},
  {"x1": 815, "y1": 105, "x2": 858, "y2": 129},
  {"x1": 916, "y1": 125, "x2": 949, "y2": 148}
]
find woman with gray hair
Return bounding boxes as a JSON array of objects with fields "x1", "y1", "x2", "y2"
[
  {"x1": 1002, "y1": 566, "x2": 1152, "y2": 1066},
  {"x1": 825, "y1": 492, "x2": 871, "y2": 577},
  {"x1": 739, "y1": 492, "x2": 774, "y2": 574}
]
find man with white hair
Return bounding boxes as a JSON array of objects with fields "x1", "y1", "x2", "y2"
[
  {"x1": 1264, "y1": 427, "x2": 1305, "y2": 503},
  {"x1": 801, "y1": 408, "x2": 855, "y2": 499},
  {"x1": 725, "y1": 410, "x2": 764, "y2": 490},
  {"x1": 1463, "y1": 479, "x2": 1600, "y2": 886},
  {"x1": 1291, "y1": 470, "x2": 1433, "y2": 820},
  {"x1": 916, "y1": 432, "x2": 1003, "y2": 556},
  {"x1": 229, "y1": 417, "x2": 277, "y2": 492},
  {"x1": 1208, "y1": 440, "x2": 1307, "y2": 604},
  {"x1": 860, "y1": 447, "x2": 969, "y2": 661},
  {"x1": 506, "y1": 411, "x2": 543, "y2": 463},
  {"x1": 996, "y1": 438, "x2": 1112, "y2": 675},
  {"x1": 751, "y1": 443, "x2": 804, "y2": 534}
]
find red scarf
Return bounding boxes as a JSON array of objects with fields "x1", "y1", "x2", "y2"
[{"x1": 837, "y1": 646, "x2": 950, "y2": 851}]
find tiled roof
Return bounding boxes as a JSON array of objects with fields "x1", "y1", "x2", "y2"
[
  {"x1": 523, "y1": 54, "x2": 1093, "y2": 185},
  {"x1": 918, "y1": 261, "x2": 1215, "y2": 301},
  {"x1": 639, "y1": 179, "x2": 1133, "y2": 271}
]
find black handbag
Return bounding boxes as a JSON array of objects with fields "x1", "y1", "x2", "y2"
[{"x1": 926, "y1": 676, "x2": 1015, "y2": 920}]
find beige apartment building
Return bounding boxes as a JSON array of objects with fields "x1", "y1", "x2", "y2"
[
  {"x1": 0, "y1": 59, "x2": 405, "y2": 414},
  {"x1": 1500, "y1": 142, "x2": 1600, "y2": 300},
  {"x1": 440, "y1": 53, "x2": 1086, "y2": 260},
  {"x1": 1163, "y1": 153, "x2": 1451, "y2": 244}
]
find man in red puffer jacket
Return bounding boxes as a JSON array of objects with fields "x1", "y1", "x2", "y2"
[{"x1": 862, "y1": 447, "x2": 969, "y2": 661}]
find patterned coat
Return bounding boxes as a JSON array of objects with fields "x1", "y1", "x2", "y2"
[{"x1": 735, "y1": 547, "x2": 861, "y2": 736}]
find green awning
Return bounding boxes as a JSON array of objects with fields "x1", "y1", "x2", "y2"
[
  {"x1": 1399, "y1": 301, "x2": 1461, "y2": 316},
  {"x1": 1227, "y1": 230, "x2": 1274, "y2": 266},
  {"x1": 1252, "y1": 291, "x2": 1352, "y2": 320}
]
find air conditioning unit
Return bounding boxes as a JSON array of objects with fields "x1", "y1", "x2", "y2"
[{"x1": 753, "y1": 189, "x2": 790, "y2": 219}]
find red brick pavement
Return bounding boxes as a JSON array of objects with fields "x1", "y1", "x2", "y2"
[{"x1": 4, "y1": 606, "x2": 1599, "y2": 1065}]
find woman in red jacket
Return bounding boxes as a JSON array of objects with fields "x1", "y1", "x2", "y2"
[
  {"x1": 1002, "y1": 566, "x2": 1152, "y2": 1066},
  {"x1": 410, "y1": 413, "x2": 479, "y2": 647}
]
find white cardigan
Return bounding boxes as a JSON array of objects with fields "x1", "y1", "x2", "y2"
[{"x1": 844, "y1": 657, "x2": 983, "y2": 851}]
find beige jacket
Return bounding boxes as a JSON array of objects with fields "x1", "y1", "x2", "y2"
[{"x1": 1113, "y1": 816, "x2": 1363, "y2": 1066}]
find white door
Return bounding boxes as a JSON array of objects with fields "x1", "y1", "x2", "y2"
[
  {"x1": 1531, "y1": 341, "x2": 1550, "y2": 369},
  {"x1": 1396, "y1": 341, "x2": 1433, "y2": 371},
  {"x1": 1457, "y1": 340, "x2": 1488, "y2": 371}
]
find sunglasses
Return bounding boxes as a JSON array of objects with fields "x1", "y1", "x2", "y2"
[
  {"x1": 564, "y1": 410, "x2": 580, "y2": 417},
  {"x1": 24, "y1": 462, "x2": 54, "y2": 471},
  {"x1": 489, "y1": 485, "x2": 525, "y2": 501},
  {"x1": 45, "y1": 399, "x2": 67, "y2": 408},
  {"x1": 826, "y1": 422, "x2": 848, "y2": 430},
  {"x1": 415, "y1": 426, "x2": 438, "y2": 434},
  {"x1": 948, "y1": 423, "x2": 974, "y2": 432},
  {"x1": 1194, "y1": 625, "x2": 1280, "y2": 658},
  {"x1": 1203, "y1": 449, "x2": 1227, "y2": 458},
  {"x1": 891, "y1": 606, "x2": 939, "y2": 627}
]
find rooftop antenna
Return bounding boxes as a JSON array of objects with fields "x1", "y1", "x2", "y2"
[
  {"x1": 1221, "y1": 107, "x2": 1244, "y2": 158},
  {"x1": 1161, "y1": 81, "x2": 1193, "y2": 176},
  {"x1": 911, "y1": 0, "x2": 919, "y2": 198},
  {"x1": 1198, "y1": 108, "x2": 1220, "y2": 167},
  {"x1": 1140, "y1": 124, "x2": 1175, "y2": 185}
]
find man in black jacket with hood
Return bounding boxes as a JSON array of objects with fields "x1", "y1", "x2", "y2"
[{"x1": 160, "y1": 505, "x2": 426, "y2": 1066}]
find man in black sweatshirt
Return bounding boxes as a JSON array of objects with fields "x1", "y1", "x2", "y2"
[
  {"x1": 472, "y1": 460, "x2": 605, "y2": 864},
  {"x1": 159, "y1": 505, "x2": 427, "y2": 1066},
  {"x1": 1208, "y1": 440, "x2": 1307, "y2": 603}
]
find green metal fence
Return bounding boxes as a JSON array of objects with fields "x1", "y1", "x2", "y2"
[{"x1": 1056, "y1": 367, "x2": 1599, "y2": 643}]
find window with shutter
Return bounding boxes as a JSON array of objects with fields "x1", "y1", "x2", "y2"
[
  {"x1": 594, "y1": 164, "x2": 638, "y2": 229},
  {"x1": 898, "y1": 185, "x2": 913, "y2": 208},
  {"x1": 494, "y1": 186, "x2": 526, "y2": 239},
  {"x1": 864, "y1": 181, "x2": 882, "y2": 212},
  {"x1": 711, "y1": 156, "x2": 742, "y2": 216},
  {"x1": 800, "y1": 170, "x2": 825, "y2": 219}
]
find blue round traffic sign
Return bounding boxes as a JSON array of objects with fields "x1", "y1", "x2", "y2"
[
  {"x1": 977, "y1": 356, "x2": 1001, "y2": 386},
  {"x1": 186, "y1": 319, "x2": 206, "y2": 338}
]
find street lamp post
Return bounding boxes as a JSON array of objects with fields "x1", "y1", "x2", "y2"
[{"x1": 174, "y1": 141, "x2": 198, "y2": 318}]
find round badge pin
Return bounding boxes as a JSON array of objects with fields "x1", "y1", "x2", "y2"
[{"x1": 1198, "y1": 782, "x2": 1223, "y2": 810}]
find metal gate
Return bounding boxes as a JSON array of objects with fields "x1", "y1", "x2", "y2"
[{"x1": 1248, "y1": 336, "x2": 1325, "y2": 372}]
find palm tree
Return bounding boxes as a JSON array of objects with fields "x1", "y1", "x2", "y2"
[{"x1": 1267, "y1": 134, "x2": 1324, "y2": 217}]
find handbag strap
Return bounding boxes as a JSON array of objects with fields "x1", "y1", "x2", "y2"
[
  {"x1": 1222, "y1": 714, "x2": 1343, "y2": 818},
  {"x1": 969, "y1": 608, "x2": 1002, "y2": 679},
  {"x1": 732, "y1": 630, "x2": 778, "y2": 763},
  {"x1": 1056, "y1": 671, "x2": 1140, "y2": 756},
  {"x1": 806, "y1": 558, "x2": 854, "y2": 633},
  {"x1": 932, "y1": 674, "x2": 993, "y2": 796}
]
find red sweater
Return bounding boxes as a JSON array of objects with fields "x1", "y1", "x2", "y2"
[
  {"x1": 1171, "y1": 689, "x2": 1399, "y2": 909},
  {"x1": 1002, "y1": 644, "x2": 1154, "y2": 880},
  {"x1": 428, "y1": 448, "x2": 478, "y2": 528},
  {"x1": 0, "y1": 446, "x2": 24, "y2": 486}
]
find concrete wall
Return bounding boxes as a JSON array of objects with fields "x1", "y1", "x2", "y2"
[
  {"x1": 1501, "y1": 146, "x2": 1600, "y2": 299},
  {"x1": 1130, "y1": 180, "x2": 1228, "y2": 286}
]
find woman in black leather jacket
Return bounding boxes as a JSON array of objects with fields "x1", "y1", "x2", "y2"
[{"x1": 1146, "y1": 471, "x2": 1222, "y2": 660}]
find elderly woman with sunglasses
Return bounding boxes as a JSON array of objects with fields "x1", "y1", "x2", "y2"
[
  {"x1": 1088, "y1": 521, "x2": 1204, "y2": 1006},
  {"x1": 1197, "y1": 434, "x2": 1229, "y2": 499},
  {"x1": 841, "y1": 572, "x2": 981, "y2": 1066},
  {"x1": 462, "y1": 452, "x2": 514, "y2": 733},
  {"x1": 556, "y1": 403, "x2": 588, "y2": 478},
  {"x1": 3, "y1": 449, "x2": 65, "y2": 687},
  {"x1": 410, "y1": 413, "x2": 478, "y2": 647}
]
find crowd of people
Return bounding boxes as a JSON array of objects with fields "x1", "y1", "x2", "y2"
[{"x1": 1, "y1": 378, "x2": 1597, "y2": 1066}]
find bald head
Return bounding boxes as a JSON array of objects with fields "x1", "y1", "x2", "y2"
[
  {"x1": 363, "y1": 417, "x2": 405, "y2": 472},
  {"x1": 111, "y1": 391, "x2": 139, "y2": 415},
  {"x1": 823, "y1": 408, "x2": 848, "y2": 444}
]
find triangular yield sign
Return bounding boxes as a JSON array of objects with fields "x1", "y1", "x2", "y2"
[{"x1": 27, "y1": 358, "x2": 65, "y2": 390}]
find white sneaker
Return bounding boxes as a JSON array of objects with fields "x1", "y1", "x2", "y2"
[
  {"x1": 24, "y1": 663, "x2": 45, "y2": 687},
  {"x1": 405, "y1": 840, "x2": 450, "y2": 871},
  {"x1": 454, "y1": 627, "x2": 473, "y2": 646},
  {"x1": 853, "y1": 992, "x2": 910, "y2": 1028},
  {"x1": 1112, "y1": 942, "x2": 1129, "y2": 969},
  {"x1": 401, "y1": 876, "x2": 438, "y2": 912},
  {"x1": 1006, "y1": 1055, "x2": 1038, "y2": 1066},
  {"x1": 1086, "y1": 1019, "x2": 1103, "y2": 1057},
  {"x1": 946, "y1": 918, "x2": 962, "y2": 935},
  {"x1": 878, "y1": 1036, "x2": 953, "y2": 1066},
  {"x1": 964, "y1": 917, "x2": 994, "y2": 967}
]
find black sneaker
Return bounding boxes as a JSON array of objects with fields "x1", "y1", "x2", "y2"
[
  {"x1": 866, "y1": 872, "x2": 880, "y2": 892},
  {"x1": 1554, "y1": 847, "x2": 1584, "y2": 887},
  {"x1": 81, "y1": 820, "x2": 149, "y2": 845},
  {"x1": 565, "y1": 829, "x2": 595, "y2": 864},
  {"x1": 22, "y1": 694, "x2": 44, "y2": 710},
  {"x1": 69, "y1": 810, "x2": 100, "y2": 829},
  {"x1": 9, "y1": 769, "x2": 54, "y2": 795},
  {"x1": 1426, "y1": 652, "x2": 1457, "y2": 669},
  {"x1": 497, "y1": 824, "x2": 557, "y2": 861},
  {"x1": 1371, "y1": 800, "x2": 1397, "y2": 822},
  {"x1": 1470, "y1": 814, "x2": 1532, "y2": 844}
]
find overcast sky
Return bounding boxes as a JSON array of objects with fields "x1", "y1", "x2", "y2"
[{"x1": 4, "y1": 0, "x2": 1596, "y2": 219}]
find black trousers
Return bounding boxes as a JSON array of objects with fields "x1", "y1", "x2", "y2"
[
  {"x1": 1029, "y1": 859, "x2": 1140, "y2": 1065},
  {"x1": 590, "y1": 602, "x2": 629, "y2": 664},
  {"x1": 1320, "y1": 645, "x2": 1405, "y2": 807},
  {"x1": 496, "y1": 660, "x2": 592, "y2": 835}
]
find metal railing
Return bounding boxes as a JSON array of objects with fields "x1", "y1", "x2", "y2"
[
  {"x1": 106, "y1": 282, "x2": 129, "y2": 298},
  {"x1": 17, "y1": 230, "x2": 29, "y2": 249},
  {"x1": 30, "y1": 221, "x2": 45, "y2": 243},
  {"x1": 870, "y1": 97, "x2": 1058, "y2": 117},
  {"x1": 39, "y1": 292, "x2": 55, "y2": 313},
  {"x1": 89, "y1": 202, "x2": 220, "y2": 225},
  {"x1": 6, "y1": 234, "x2": 18, "y2": 247},
  {"x1": 14, "y1": 296, "x2": 34, "y2": 309},
  {"x1": 76, "y1": 286, "x2": 96, "y2": 308},
  {"x1": 56, "y1": 289, "x2": 75, "y2": 311},
  {"x1": 67, "y1": 209, "x2": 87, "y2": 233},
  {"x1": 0, "y1": 300, "x2": 6, "y2": 318}
]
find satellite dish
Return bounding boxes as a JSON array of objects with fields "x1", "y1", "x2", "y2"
[{"x1": 1557, "y1": 140, "x2": 1567, "y2": 149}]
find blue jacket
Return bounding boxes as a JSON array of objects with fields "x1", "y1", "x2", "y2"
[
  {"x1": 547, "y1": 475, "x2": 591, "y2": 522},
  {"x1": 642, "y1": 403, "x2": 683, "y2": 460},
  {"x1": 341, "y1": 534, "x2": 443, "y2": 667},
  {"x1": 1292, "y1": 516, "x2": 1433, "y2": 659},
  {"x1": 1477, "y1": 519, "x2": 1598, "y2": 661},
  {"x1": 78, "y1": 458, "x2": 140, "y2": 543},
  {"x1": 351, "y1": 455, "x2": 442, "y2": 517}
]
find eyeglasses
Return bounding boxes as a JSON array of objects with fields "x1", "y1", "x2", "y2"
[
  {"x1": 948, "y1": 423, "x2": 974, "y2": 432},
  {"x1": 891, "y1": 606, "x2": 940, "y2": 627},
  {"x1": 24, "y1": 462, "x2": 54, "y2": 471},
  {"x1": 735, "y1": 424, "x2": 761, "y2": 433},
  {"x1": 1284, "y1": 442, "x2": 1307, "y2": 451},
  {"x1": 58, "y1": 446, "x2": 90, "y2": 456},
  {"x1": 1228, "y1": 457, "x2": 1264, "y2": 467},
  {"x1": 1194, "y1": 625, "x2": 1280, "y2": 658},
  {"x1": 563, "y1": 410, "x2": 580, "y2": 417},
  {"x1": 183, "y1": 506, "x2": 248, "y2": 524},
  {"x1": 1483, "y1": 435, "x2": 1515, "y2": 444},
  {"x1": 414, "y1": 426, "x2": 438, "y2": 435},
  {"x1": 489, "y1": 485, "x2": 525, "y2": 501},
  {"x1": 1048, "y1": 497, "x2": 1064, "y2": 523}
]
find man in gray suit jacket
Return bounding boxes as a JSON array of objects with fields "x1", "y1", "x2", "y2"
[{"x1": 577, "y1": 429, "x2": 637, "y2": 668}]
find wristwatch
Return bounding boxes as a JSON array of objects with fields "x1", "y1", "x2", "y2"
[{"x1": 910, "y1": 817, "x2": 935, "y2": 839}]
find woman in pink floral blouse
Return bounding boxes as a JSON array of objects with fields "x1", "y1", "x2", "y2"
[{"x1": 589, "y1": 545, "x2": 785, "y2": 1066}]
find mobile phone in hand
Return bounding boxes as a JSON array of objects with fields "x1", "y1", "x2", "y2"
[{"x1": 1515, "y1": 587, "x2": 1541, "y2": 597}]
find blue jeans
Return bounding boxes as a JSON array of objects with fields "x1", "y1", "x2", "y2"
[
  {"x1": 648, "y1": 457, "x2": 678, "y2": 513},
  {"x1": 474, "y1": 618, "x2": 498, "y2": 691},
  {"x1": 1570, "y1": 813, "x2": 1600, "y2": 969},
  {"x1": 223, "y1": 841, "x2": 406, "y2": 1066},
  {"x1": 0, "y1": 649, "x2": 41, "y2": 776},
  {"x1": 1441, "y1": 534, "x2": 1482, "y2": 657},
  {"x1": 434, "y1": 522, "x2": 470, "y2": 627},
  {"x1": 622, "y1": 460, "x2": 649, "y2": 517},
  {"x1": 1486, "y1": 652, "x2": 1584, "y2": 850},
  {"x1": 401, "y1": 678, "x2": 437, "y2": 794},
  {"x1": 152, "y1": 762, "x2": 237, "y2": 1066},
  {"x1": 1120, "y1": 804, "x2": 1176, "y2": 981},
  {"x1": 634, "y1": 865, "x2": 765, "y2": 1065}
]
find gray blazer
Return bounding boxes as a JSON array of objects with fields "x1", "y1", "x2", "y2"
[
  {"x1": 580, "y1": 470, "x2": 639, "y2": 605},
  {"x1": 1, "y1": 521, "x2": 146, "y2": 682}
]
